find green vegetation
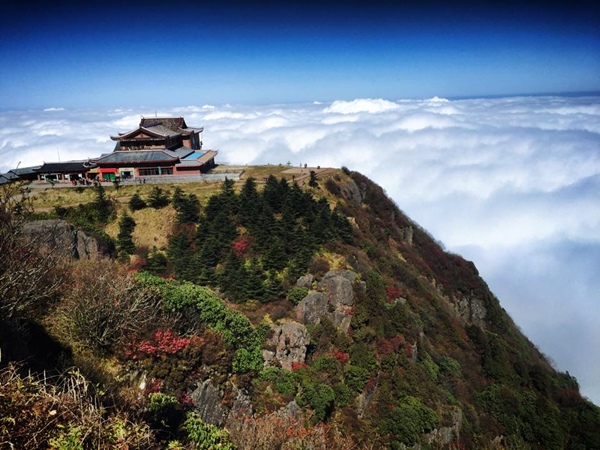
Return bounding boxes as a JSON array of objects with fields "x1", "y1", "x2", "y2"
[{"x1": 1, "y1": 170, "x2": 598, "y2": 449}]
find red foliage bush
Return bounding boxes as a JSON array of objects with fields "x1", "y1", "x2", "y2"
[
  {"x1": 386, "y1": 285, "x2": 404, "y2": 303},
  {"x1": 291, "y1": 362, "x2": 308, "y2": 371},
  {"x1": 132, "y1": 330, "x2": 191, "y2": 358},
  {"x1": 377, "y1": 335, "x2": 405, "y2": 356},
  {"x1": 333, "y1": 350, "x2": 349, "y2": 365},
  {"x1": 233, "y1": 236, "x2": 251, "y2": 256}
]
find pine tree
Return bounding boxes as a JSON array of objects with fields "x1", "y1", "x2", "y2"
[
  {"x1": 263, "y1": 236, "x2": 287, "y2": 271},
  {"x1": 245, "y1": 257, "x2": 265, "y2": 301},
  {"x1": 128, "y1": 192, "x2": 146, "y2": 211},
  {"x1": 117, "y1": 213, "x2": 136, "y2": 255},
  {"x1": 168, "y1": 231, "x2": 196, "y2": 281},
  {"x1": 309, "y1": 170, "x2": 319, "y2": 188},
  {"x1": 176, "y1": 193, "x2": 201, "y2": 224},
  {"x1": 148, "y1": 186, "x2": 170, "y2": 209},
  {"x1": 219, "y1": 250, "x2": 247, "y2": 302},
  {"x1": 93, "y1": 183, "x2": 113, "y2": 223},
  {"x1": 239, "y1": 177, "x2": 260, "y2": 226}
]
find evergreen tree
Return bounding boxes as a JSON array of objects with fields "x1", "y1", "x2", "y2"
[
  {"x1": 171, "y1": 186, "x2": 185, "y2": 211},
  {"x1": 263, "y1": 175, "x2": 284, "y2": 212},
  {"x1": 175, "y1": 193, "x2": 201, "y2": 224},
  {"x1": 263, "y1": 236, "x2": 287, "y2": 271},
  {"x1": 168, "y1": 231, "x2": 196, "y2": 281},
  {"x1": 219, "y1": 250, "x2": 247, "y2": 302},
  {"x1": 148, "y1": 186, "x2": 170, "y2": 209},
  {"x1": 309, "y1": 170, "x2": 319, "y2": 188},
  {"x1": 93, "y1": 183, "x2": 113, "y2": 223},
  {"x1": 245, "y1": 257, "x2": 265, "y2": 301},
  {"x1": 143, "y1": 246, "x2": 169, "y2": 275},
  {"x1": 128, "y1": 192, "x2": 146, "y2": 211},
  {"x1": 239, "y1": 177, "x2": 260, "y2": 226},
  {"x1": 263, "y1": 270, "x2": 282, "y2": 303},
  {"x1": 117, "y1": 213, "x2": 136, "y2": 255}
]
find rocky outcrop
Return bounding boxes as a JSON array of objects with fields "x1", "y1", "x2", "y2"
[
  {"x1": 341, "y1": 179, "x2": 364, "y2": 206},
  {"x1": 455, "y1": 295, "x2": 487, "y2": 327},
  {"x1": 21, "y1": 219, "x2": 113, "y2": 260},
  {"x1": 423, "y1": 407, "x2": 463, "y2": 448},
  {"x1": 295, "y1": 292, "x2": 329, "y2": 325},
  {"x1": 190, "y1": 379, "x2": 227, "y2": 426},
  {"x1": 263, "y1": 322, "x2": 311, "y2": 370},
  {"x1": 295, "y1": 269, "x2": 358, "y2": 334}
]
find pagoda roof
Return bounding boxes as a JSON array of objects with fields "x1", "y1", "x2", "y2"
[
  {"x1": 111, "y1": 116, "x2": 203, "y2": 141},
  {"x1": 94, "y1": 150, "x2": 180, "y2": 165}
]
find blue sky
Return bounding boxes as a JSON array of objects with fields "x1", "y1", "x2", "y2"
[{"x1": 1, "y1": 1, "x2": 598, "y2": 109}]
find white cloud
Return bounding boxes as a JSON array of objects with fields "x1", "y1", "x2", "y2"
[
  {"x1": 1, "y1": 95, "x2": 599, "y2": 405},
  {"x1": 323, "y1": 98, "x2": 399, "y2": 114}
]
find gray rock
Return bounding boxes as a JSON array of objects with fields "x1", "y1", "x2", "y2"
[
  {"x1": 21, "y1": 219, "x2": 107, "y2": 260},
  {"x1": 319, "y1": 270, "x2": 355, "y2": 307},
  {"x1": 263, "y1": 322, "x2": 310, "y2": 370},
  {"x1": 455, "y1": 295, "x2": 487, "y2": 327},
  {"x1": 295, "y1": 274, "x2": 314, "y2": 289},
  {"x1": 295, "y1": 291, "x2": 328, "y2": 324},
  {"x1": 191, "y1": 379, "x2": 226, "y2": 426},
  {"x1": 343, "y1": 180, "x2": 363, "y2": 206}
]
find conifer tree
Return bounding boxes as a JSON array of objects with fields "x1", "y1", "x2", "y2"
[
  {"x1": 148, "y1": 186, "x2": 170, "y2": 209},
  {"x1": 309, "y1": 170, "x2": 319, "y2": 188},
  {"x1": 168, "y1": 231, "x2": 196, "y2": 281},
  {"x1": 128, "y1": 192, "x2": 146, "y2": 211},
  {"x1": 263, "y1": 236, "x2": 287, "y2": 271},
  {"x1": 220, "y1": 250, "x2": 247, "y2": 302},
  {"x1": 176, "y1": 193, "x2": 200, "y2": 224},
  {"x1": 93, "y1": 183, "x2": 113, "y2": 223},
  {"x1": 245, "y1": 257, "x2": 265, "y2": 301},
  {"x1": 117, "y1": 213, "x2": 136, "y2": 255}
]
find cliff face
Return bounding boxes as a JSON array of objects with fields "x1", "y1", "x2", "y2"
[{"x1": 1, "y1": 170, "x2": 598, "y2": 449}]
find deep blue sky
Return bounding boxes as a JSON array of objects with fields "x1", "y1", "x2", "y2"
[{"x1": 1, "y1": 0, "x2": 599, "y2": 108}]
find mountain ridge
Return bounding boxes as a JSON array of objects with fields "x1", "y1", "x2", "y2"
[{"x1": 1, "y1": 167, "x2": 598, "y2": 449}]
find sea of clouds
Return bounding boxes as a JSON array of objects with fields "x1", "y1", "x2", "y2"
[{"x1": 1, "y1": 95, "x2": 599, "y2": 404}]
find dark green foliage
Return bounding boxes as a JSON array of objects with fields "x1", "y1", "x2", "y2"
[
  {"x1": 128, "y1": 192, "x2": 147, "y2": 211},
  {"x1": 117, "y1": 213, "x2": 136, "y2": 255},
  {"x1": 172, "y1": 188, "x2": 200, "y2": 224},
  {"x1": 219, "y1": 250, "x2": 247, "y2": 302},
  {"x1": 296, "y1": 380, "x2": 335, "y2": 423},
  {"x1": 142, "y1": 247, "x2": 169, "y2": 275},
  {"x1": 165, "y1": 175, "x2": 352, "y2": 302},
  {"x1": 379, "y1": 396, "x2": 439, "y2": 446},
  {"x1": 148, "y1": 186, "x2": 170, "y2": 209},
  {"x1": 344, "y1": 365, "x2": 370, "y2": 394},
  {"x1": 93, "y1": 183, "x2": 114, "y2": 223},
  {"x1": 259, "y1": 367, "x2": 297, "y2": 395},
  {"x1": 309, "y1": 170, "x2": 318, "y2": 188},
  {"x1": 287, "y1": 286, "x2": 309, "y2": 305}
]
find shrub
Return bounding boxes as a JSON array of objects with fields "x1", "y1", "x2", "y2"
[
  {"x1": 379, "y1": 396, "x2": 439, "y2": 446},
  {"x1": 51, "y1": 261, "x2": 161, "y2": 352},
  {"x1": 183, "y1": 412, "x2": 235, "y2": 450},
  {"x1": 287, "y1": 286, "x2": 309, "y2": 305}
]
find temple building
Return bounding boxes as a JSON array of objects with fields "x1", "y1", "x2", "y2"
[{"x1": 92, "y1": 116, "x2": 217, "y2": 180}]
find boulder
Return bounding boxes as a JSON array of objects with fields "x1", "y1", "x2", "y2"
[
  {"x1": 263, "y1": 322, "x2": 310, "y2": 370},
  {"x1": 295, "y1": 291, "x2": 328, "y2": 325}
]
